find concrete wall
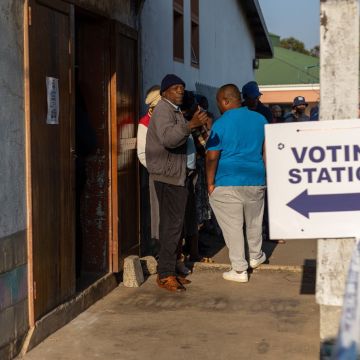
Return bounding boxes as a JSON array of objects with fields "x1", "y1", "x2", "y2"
[
  {"x1": 0, "y1": 1, "x2": 28, "y2": 359},
  {"x1": 141, "y1": 0, "x2": 256, "y2": 110},
  {"x1": 317, "y1": 0, "x2": 359, "y2": 355}
]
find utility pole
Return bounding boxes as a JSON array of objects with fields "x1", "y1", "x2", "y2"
[{"x1": 317, "y1": 0, "x2": 359, "y2": 354}]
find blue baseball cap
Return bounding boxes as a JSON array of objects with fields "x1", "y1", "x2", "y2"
[{"x1": 242, "y1": 81, "x2": 262, "y2": 99}]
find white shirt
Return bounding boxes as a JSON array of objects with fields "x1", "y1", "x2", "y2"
[{"x1": 137, "y1": 123, "x2": 147, "y2": 168}]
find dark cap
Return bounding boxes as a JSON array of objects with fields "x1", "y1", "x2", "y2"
[
  {"x1": 241, "y1": 81, "x2": 262, "y2": 99},
  {"x1": 160, "y1": 74, "x2": 186, "y2": 94},
  {"x1": 293, "y1": 96, "x2": 308, "y2": 108}
]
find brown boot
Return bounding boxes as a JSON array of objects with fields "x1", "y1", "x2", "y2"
[
  {"x1": 157, "y1": 275, "x2": 186, "y2": 292},
  {"x1": 177, "y1": 276, "x2": 191, "y2": 285}
]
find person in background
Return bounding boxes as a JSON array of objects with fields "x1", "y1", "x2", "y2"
[
  {"x1": 270, "y1": 105, "x2": 284, "y2": 123},
  {"x1": 137, "y1": 86, "x2": 162, "y2": 258},
  {"x1": 310, "y1": 103, "x2": 319, "y2": 121},
  {"x1": 206, "y1": 84, "x2": 267, "y2": 283},
  {"x1": 262, "y1": 103, "x2": 286, "y2": 243},
  {"x1": 146, "y1": 74, "x2": 208, "y2": 292},
  {"x1": 242, "y1": 82, "x2": 274, "y2": 248},
  {"x1": 180, "y1": 91, "x2": 212, "y2": 263},
  {"x1": 284, "y1": 96, "x2": 310, "y2": 122},
  {"x1": 242, "y1": 81, "x2": 272, "y2": 123},
  {"x1": 137, "y1": 86, "x2": 161, "y2": 167}
]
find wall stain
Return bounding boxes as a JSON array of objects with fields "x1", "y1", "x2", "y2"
[{"x1": 321, "y1": 10, "x2": 328, "y2": 40}]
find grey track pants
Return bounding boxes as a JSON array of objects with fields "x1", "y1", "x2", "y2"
[{"x1": 209, "y1": 186, "x2": 265, "y2": 272}]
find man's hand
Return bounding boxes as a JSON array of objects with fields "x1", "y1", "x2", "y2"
[
  {"x1": 208, "y1": 184, "x2": 216, "y2": 195},
  {"x1": 188, "y1": 108, "x2": 208, "y2": 130},
  {"x1": 206, "y1": 150, "x2": 220, "y2": 197}
]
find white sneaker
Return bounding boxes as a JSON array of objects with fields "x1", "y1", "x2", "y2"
[
  {"x1": 222, "y1": 269, "x2": 248, "y2": 283},
  {"x1": 176, "y1": 260, "x2": 191, "y2": 275},
  {"x1": 249, "y1": 252, "x2": 266, "y2": 269}
]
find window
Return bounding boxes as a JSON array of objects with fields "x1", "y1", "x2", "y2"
[
  {"x1": 173, "y1": 0, "x2": 184, "y2": 62},
  {"x1": 191, "y1": 0, "x2": 199, "y2": 67}
]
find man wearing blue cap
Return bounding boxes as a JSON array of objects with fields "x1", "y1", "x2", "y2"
[
  {"x1": 242, "y1": 81, "x2": 272, "y2": 123},
  {"x1": 285, "y1": 96, "x2": 310, "y2": 122},
  {"x1": 146, "y1": 74, "x2": 207, "y2": 292}
]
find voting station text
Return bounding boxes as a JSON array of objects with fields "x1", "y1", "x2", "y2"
[{"x1": 288, "y1": 145, "x2": 360, "y2": 183}]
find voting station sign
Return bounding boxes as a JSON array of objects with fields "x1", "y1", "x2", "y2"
[{"x1": 266, "y1": 119, "x2": 360, "y2": 239}]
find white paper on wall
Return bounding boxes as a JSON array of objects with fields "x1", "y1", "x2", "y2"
[{"x1": 46, "y1": 77, "x2": 59, "y2": 125}]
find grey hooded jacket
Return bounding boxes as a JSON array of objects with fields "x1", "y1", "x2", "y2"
[{"x1": 145, "y1": 98, "x2": 191, "y2": 186}]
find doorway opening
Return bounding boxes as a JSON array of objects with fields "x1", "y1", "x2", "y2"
[{"x1": 74, "y1": 8, "x2": 111, "y2": 290}]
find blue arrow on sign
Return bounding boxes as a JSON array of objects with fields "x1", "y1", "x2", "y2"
[{"x1": 286, "y1": 190, "x2": 360, "y2": 218}]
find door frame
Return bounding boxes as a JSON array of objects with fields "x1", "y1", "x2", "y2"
[
  {"x1": 24, "y1": 0, "x2": 35, "y2": 328},
  {"x1": 110, "y1": 22, "x2": 140, "y2": 272}
]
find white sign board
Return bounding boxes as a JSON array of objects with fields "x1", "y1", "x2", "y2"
[
  {"x1": 46, "y1": 77, "x2": 59, "y2": 125},
  {"x1": 266, "y1": 119, "x2": 360, "y2": 239}
]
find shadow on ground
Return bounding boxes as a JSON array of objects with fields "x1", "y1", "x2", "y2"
[
  {"x1": 198, "y1": 227, "x2": 280, "y2": 261},
  {"x1": 300, "y1": 259, "x2": 316, "y2": 295},
  {"x1": 198, "y1": 228, "x2": 226, "y2": 258}
]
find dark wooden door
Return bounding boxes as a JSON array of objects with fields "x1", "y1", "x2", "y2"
[
  {"x1": 28, "y1": 0, "x2": 75, "y2": 319},
  {"x1": 111, "y1": 23, "x2": 140, "y2": 270},
  {"x1": 75, "y1": 14, "x2": 110, "y2": 275}
]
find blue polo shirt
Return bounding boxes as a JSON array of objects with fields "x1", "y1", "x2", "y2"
[{"x1": 206, "y1": 107, "x2": 266, "y2": 186}]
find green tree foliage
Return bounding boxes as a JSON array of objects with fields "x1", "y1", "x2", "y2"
[
  {"x1": 310, "y1": 45, "x2": 320, "y2": 58},
  {"x1": 279, "y1": 37, "x2": 310, "y2": 55}
]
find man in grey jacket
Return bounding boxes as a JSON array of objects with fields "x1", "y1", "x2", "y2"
[{"x1": 146, "y1": 74, "x2": 207, "y2": 292}]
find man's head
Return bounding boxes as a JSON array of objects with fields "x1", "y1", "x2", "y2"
[
  {"x1": 216, "y1": 84, "x2": 242, "y2": 114},
  {"x1": 271, "y1": 105, "x2": 282, "y2": 118},
  {"x1": 292, "y1": 96, "x2": 308, "y2": 114},
  {"x1": 242, "y1": 81, "x2": 262, "y2": 109},
  {"x1": 160, "y1": 74, "x2": 186, "y2": 106}
]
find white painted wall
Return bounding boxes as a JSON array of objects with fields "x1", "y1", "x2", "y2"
[{"x1": 141, "y1": 0, "x2": 256, "y2": 101}]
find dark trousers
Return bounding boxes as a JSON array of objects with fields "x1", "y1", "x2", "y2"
[{"x1": 154, "y1": 180, "x2": 189, "y2": 279}]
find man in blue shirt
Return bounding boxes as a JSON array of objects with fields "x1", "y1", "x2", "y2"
[{"x1": 206, "y1": 84, "x2": 267, "y2": 283}]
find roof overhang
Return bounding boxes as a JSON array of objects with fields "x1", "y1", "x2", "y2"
[
  {"x1": 239, "y1": 0, "x2": 273, "y2": 59},
  {"x1": 260, "y1": 84, "x2": 320, "y2": 92},
  {"x1": 135, "y1": 0, "x2": 145, "y2": 14}
]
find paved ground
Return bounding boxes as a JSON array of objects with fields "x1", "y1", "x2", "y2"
[
  {"x1": 212, "y1": 239, "x2": 317, "y2": 267},
  {"x1": 23, "y1": 268, "x2": 319, "y2": 360},
  {"x1": 199, "y1": 228, "x2": 317, "y2": 267}
]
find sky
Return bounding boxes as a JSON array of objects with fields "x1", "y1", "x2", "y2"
[{"x1": 258, "y1": 0, "x2": 320, "y2": 50}]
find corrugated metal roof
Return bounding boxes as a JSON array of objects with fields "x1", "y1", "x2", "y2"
[{"x1": 256, "y1": 46, "x2": 320, "y2": 85}]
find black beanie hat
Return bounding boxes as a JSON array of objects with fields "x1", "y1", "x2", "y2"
[{"x1": 160, "y1": 74, "x2": 185, "y2": 94}]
